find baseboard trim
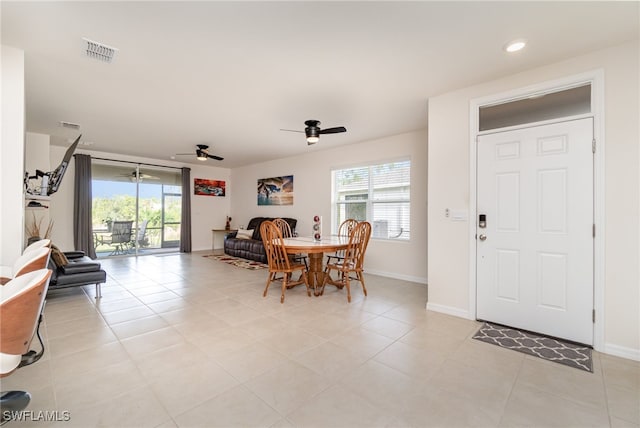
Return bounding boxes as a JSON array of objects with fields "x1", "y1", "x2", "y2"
[
  {"x1": 366, "y1": 269, "x2": 427, "y2": 285},
  {"x1": 603, "y1": 343, "x2": 640, "y2": 362},
  {"x1": 426, "y1": 302, "x2": 472, "y2": 320}
]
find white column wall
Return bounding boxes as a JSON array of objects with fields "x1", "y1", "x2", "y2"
[{"x1": 1, "y1": 46, "x2": 25, "y2": 265}]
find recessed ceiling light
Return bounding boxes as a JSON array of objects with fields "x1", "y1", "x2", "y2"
[{"x1": 504, "y1": 39, "x2": 527, "y2": 53}]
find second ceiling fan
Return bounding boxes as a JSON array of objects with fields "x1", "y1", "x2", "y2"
[
  {"x1": 174, "y1": 144, "x2": 224, "y2": 161},
  {"x1": 281, "y1": 120, "x2": 347, "y2": 145}
]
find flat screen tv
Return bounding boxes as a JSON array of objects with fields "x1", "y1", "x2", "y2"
[{"x1": 47, "y1": 134, "x2": 81, "y2": 195}]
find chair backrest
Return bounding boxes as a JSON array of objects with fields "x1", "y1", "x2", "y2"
[
  {"x1": 338, "y1": 219, "x2": 359, "y2": 237},
  {"x1": 23, "y1": 238, "x2": 51, "y2": 253},
  {"x1": 135, "y1": 220, "x2": 149, "y2": 245},
  {"x1": 344, "y1": 221, "x2": 372, "y2": 270},
  {"x1": 111, "y1": 221, "x2": 133, "y2": 244},
  {"x1": 272, "y1": 218, "x2": 294, "y2": 238},
  {"x1": 12, "y1": 247, "x2": 51, "y2": 278},
  {"x1": 0, "y1": 269, "x2": 52, "y2": 360},
  {"x1": 260, "y1": 220, "x2": 292, "y2": 272}
]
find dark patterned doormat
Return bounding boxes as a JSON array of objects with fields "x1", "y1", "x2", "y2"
[{"x1": 473, "y1": 322, "x2": 593, "y2": 372}]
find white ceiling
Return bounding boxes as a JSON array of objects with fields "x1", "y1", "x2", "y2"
[{"x1": 2, "y1": 1, "x2": 638, "y2": 168}]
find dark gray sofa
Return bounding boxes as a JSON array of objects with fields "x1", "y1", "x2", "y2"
[
  {"x1": 47, "y1": 251, "x2": 107, "y2": 298},
  {"x1": 224, "y1": 217, "x2": 297, "y2": 263}
]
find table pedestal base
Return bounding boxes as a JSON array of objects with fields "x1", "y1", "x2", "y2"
[{"x1": 306, "y1": 253, "x2": 343, "y2": 296}]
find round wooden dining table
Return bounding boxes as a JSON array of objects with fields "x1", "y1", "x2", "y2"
[{"x1": 281, "y1": 236, "x2": 349, "y2": 295}]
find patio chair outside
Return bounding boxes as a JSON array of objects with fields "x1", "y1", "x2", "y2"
[{"x1": 106, "y1": 221, "x2": 133, "y2": 256}]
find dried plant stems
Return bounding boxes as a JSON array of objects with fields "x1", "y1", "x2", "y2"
[{"x1": 25, "y1": 212, "x2": 54, "y2": 238}]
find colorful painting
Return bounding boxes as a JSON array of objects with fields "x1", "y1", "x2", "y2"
[
  {"x1": 194, "y1": 178, "x2": 226, "y2": 196},
  {"x1": 257, "y1": 175, "x2": 293, "y2": 206}
]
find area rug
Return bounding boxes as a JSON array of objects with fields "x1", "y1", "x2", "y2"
[
  {"x1": 203, "y1": 254, "x2": 267, "y2": 270},
  {"x1": 473, "y1": 322, "x2": 593, "y2": 372}
]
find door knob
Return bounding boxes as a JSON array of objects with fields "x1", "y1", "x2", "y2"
[{"x1": 479, "y1": 234, "x2": 487, "y2": 241}]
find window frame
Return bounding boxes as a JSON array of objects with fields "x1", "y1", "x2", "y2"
[{"x1": 331, "y1": 158, "x2": 411, "y2": 241}]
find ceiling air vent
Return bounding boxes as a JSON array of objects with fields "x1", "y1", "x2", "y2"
[
  {"x1": 82, "y1": 37, "x2": 118, "y2": 63},
  {"x1": 59, "y1": 121, "x2": 81, "y2": 130}
]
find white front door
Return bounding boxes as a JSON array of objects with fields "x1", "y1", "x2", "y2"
[{"x1": 476, "y1": 118, "x2": 594, "y2": 345}]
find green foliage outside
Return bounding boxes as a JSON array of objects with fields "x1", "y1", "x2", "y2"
[
  {"x1": 93, "y1": 195, "x2": 175, "y2": 228},
  {"x1": 92, "y1": 195, "x2": 182, "y2": 250}
]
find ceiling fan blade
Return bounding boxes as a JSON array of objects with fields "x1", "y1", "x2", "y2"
[
  {"x1": 318, "y1": 126, "x2": 347, "y2": 134},
  {"x1": 207, "y1": 154, "x2": 224, "y2": 161},
  {"x1": 174, "y1": 153, "x2": 194, "y2": 156},
  {"x1": 280, "y1": 129, "x2": 304, "y2": 133}
]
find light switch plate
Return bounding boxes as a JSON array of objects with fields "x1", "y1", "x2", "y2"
[{"x1": 451, "y1": 209, "x2": 468, "y2": 221}]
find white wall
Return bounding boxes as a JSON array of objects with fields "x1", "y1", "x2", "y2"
[
  {"x1": 24, "y1": 133, "x2": 52, "y2": 243},
  {"x1": 428, "y1": 41, "x2": 639, "y2": 358},
  {"x1": 47, "y1": 145, "x2": 75, "y2": 250},
  {"x1": 46, "y1": 147, "x2": 231, "y2": 252},
  {"x1": 1, "y1": 46, "x2": 25, "y2": 265},
  {"x1": 25, "y1": 132, "x2": 50, "y2": 173},
  {"x1": 231, "y1": 130, "x2": 428, "y2": 283}
]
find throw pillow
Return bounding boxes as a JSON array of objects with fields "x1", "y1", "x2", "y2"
[
  {"x1": 50, "y1": 244, "x2": 69, "y2": 267},
  {"x1": 236, "y1": 229, "x2": 254, "y2": 240}
]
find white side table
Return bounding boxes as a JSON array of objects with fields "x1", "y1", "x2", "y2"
[{"x1": 211, "y1": 229, "x2": 237, "y2": 250}]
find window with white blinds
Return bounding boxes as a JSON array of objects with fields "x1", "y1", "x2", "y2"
[{"x1": 332, "y1": 159, "x2": 410, "y2": 240}]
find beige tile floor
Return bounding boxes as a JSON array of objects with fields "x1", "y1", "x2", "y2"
[{"x1": 3, "y1": 252, "x2": 639, "y2": 427}]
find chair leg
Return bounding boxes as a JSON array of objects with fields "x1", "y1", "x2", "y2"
[
  {"x1": 345, "y1": 274, "x2": 352, "y2": 303},
  {"x1": 263, "y1": 273, "x2": 273, "y2": 297},
  {"x1": 357, "y1": 271, "x2": 367, "y2": 297},
  {"x1": 302, "y1": 270, "x2": 311, "y2": 297},
  {"x1": 319, "y1": 269, "x2": 329, "y2": 296},
  {"x1": 281, "y1": 275, "x2": 287, "y2": 303},
  {"x1": 95, "y1": 283, "x2": 102, "y2": 299}
]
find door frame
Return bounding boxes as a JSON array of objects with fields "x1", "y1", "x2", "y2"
[{"x1": 468, "y1": 69, "x2": 605, "y2": 351}]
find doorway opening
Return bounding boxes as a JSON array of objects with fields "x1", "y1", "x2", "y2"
[
  {"x1": 91, "y1": 160, "x2": 182, "y2": 258},
  {"x1": 469, "y1": 70, "x2": 605, "y2": 350}
]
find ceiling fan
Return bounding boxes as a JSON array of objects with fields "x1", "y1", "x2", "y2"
[
  {"x1": 174, "y1": 144, "x2": 224, "y2": 161},
  {"x1": 117, "y1": 170, "x2": 159, "y2": 182},
  {"x1": 280, "y1": 120, "x2": 347, "y2": 145}
]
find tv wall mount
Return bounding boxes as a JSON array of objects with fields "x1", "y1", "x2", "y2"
[{"x1": 25, "y1": 134, "x2": 81, "y2": 197}]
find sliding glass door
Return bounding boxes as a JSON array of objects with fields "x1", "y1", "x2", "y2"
[{"x1": 91, "y1": 160, "x2": 182, "y2": 258}]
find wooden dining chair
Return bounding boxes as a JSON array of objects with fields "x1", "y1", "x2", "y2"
[
  {"x1": 326, "y1": 218, "x2": 359, "y2": 264},
  {"x1": 260, "y1": 220, "x2": 311, "y2": 303},
  {"x1": 272, "y1": 218, "x2": 308, "y2": 269},
  {"x1": 321, "y1": 221, "x2": 371, "y2": 302}
]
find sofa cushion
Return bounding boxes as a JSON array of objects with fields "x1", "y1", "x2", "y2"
[
  {"x1": 50, "y1": 244, "x2": 69, "y2": 267},
  {"x1": 236, "y1": 228, "x2": 254, "y2": 240},
  {"x1": 247, "y1": 217, "x2": 268, "y2": 241},
  {"x1": 60, "y1": 258, "x2": 101, "y2": 275}
]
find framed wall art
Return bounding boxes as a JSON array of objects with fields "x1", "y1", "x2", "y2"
[
  {"x1": 194, "y1": 178, "x2": 226, "y2": 196},
  {"x1": 257, "y1": 175, "x2": 293, "y2": 206}
]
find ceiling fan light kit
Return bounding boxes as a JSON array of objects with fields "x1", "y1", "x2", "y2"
[
  {"x1": 196, "y1": 150, "x2": 208, "y2": 161},
  {"x1": 282, "y1": 119, "x2": 347, "y2": 145}
]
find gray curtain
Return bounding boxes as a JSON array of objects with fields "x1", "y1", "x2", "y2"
[
  {"x1": 180, "y1": 167, "x2": 192, "y2": 252},
  {"x1": 73, "y1": 154, "x2": 97, "y2": 259}
]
